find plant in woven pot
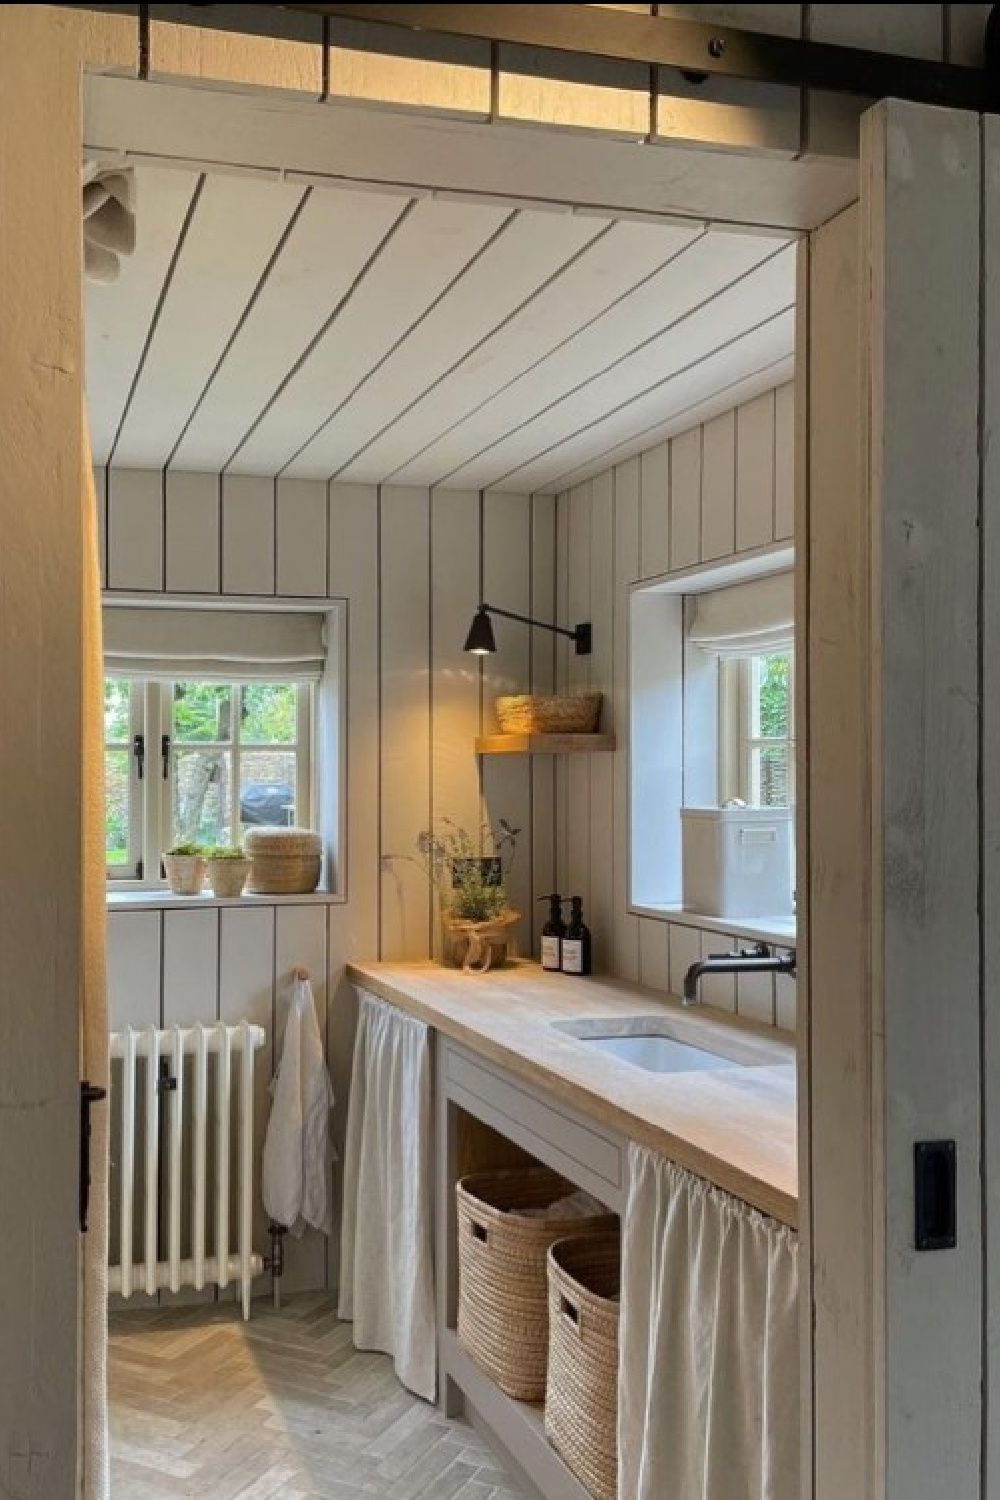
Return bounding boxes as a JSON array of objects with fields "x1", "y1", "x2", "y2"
[
  {"x1": 396, "y1": 817, "x2": 521, "y2": 971},
  {"x1": 204, "y1": 845, "x2": 251, "y2": 898},
  {"x1": 163, "y1": 842, "x2": 206, "y2": 895}
]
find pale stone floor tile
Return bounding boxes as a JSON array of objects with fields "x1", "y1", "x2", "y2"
[{"x1": 109, "y1": 1293, "x2": 528, "y2": 1500}]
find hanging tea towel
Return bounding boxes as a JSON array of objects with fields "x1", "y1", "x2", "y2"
[{"x1": 262, "y1": 973, "x2": 335, "y2": 1237}]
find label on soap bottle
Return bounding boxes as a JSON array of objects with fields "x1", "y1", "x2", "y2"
[
  {"x1": 562, "y1": 940, "x2": 583, "y2": 975},
  {"x1": 541, "y1": 935, "x2": 561, "y2": 970}
]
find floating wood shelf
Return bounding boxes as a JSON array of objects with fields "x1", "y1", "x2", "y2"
[{"x1": 475, "y1": 732, "x2": 616, "y2": 755}]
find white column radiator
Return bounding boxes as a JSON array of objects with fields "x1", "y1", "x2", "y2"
[{"x1": 108, "y1": 1020, "x2": 267, "y2": 1320}]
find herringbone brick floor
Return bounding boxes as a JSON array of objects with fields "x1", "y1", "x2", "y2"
[{"x1": 109, "y1": 1293, "x2": 527, "y2": 1499}]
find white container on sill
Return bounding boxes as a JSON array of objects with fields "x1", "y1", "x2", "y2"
[{"x1": 681, "y1": 806, "x2": 793, "y2": 919}]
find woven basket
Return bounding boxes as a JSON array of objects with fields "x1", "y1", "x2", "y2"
[
  {"x1": 245, "y1": 828, "x2": 322, "y2": 894},
  {"x1": 456, "y1": 1168, "x2": 615, "y2": 1401},
  {"x1": 545, "y1": 1232, "x2": 621, "y2": 1500},
  {"x1": 495, "y1": 693, "x2": 602, "y2": 735},
  {"x1": 205, "y1": 857, "x2": 250, "y2": 898}
]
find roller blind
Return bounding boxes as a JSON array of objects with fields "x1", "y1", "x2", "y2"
[
  {"x1": 103, "y1": 606, "x2": 326, "y2": 681},
  {"x1": 687, "y1": 571, "x2": 794, "y2": 657}
]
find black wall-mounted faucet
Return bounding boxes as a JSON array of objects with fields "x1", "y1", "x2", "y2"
[{"x1": 682, "y1": 941, "x2": 796, "y2": 1006}]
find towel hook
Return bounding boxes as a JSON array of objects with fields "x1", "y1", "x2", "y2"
[{"x1": 293, "y1": 965, "x2": 311, "y2": 981}]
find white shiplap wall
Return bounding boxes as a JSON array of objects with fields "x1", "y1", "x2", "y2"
[
  {"x1": 553, "y1": 382, "x2": 797, "y2": 1030},
  {"x1": 100, "y1": 468, "x2": 550, "y2": 1294}
]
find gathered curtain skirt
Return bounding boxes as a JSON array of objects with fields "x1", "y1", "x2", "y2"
[
  {"x1": 620, "y1": 1146, "x2": 799, "y2": 1500},
  {"x1": 338, "y1": 989, "x2": 436, "y2": 1402}
]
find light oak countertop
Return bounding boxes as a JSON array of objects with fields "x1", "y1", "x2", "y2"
[{"x1": 346, "y1": 960, "x2": 798, "y2": 1228}]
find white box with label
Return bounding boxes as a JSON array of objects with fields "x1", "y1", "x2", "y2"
[{"x1": 681, "y1": 806, "x2": 793, "y2": 918}]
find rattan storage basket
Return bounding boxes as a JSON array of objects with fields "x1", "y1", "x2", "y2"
[
  {"x1": 244, "y1": 828, "x2": 322, "y2": 894},
  {"x1": 495, "y1": 693, "x2": 602, "y2": 735},
  {"x1": 545, "y1": 1232, "x2": 621, "y2": 1500},
  {"x1": 456, "y1": 1168, "x2": 615, "y2": 1402}
]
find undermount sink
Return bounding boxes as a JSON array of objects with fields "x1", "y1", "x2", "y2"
[{"x1": 552, "y1": 1017, "x2": 767, "y2": 1075}]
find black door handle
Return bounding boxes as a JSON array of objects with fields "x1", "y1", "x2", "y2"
[{"x1": 80, "y1": 1081, "x2": 107, "y2": 1233}]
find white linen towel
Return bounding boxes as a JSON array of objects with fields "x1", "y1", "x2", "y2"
[
  {"x1": 338, "y1": 989, "x2": 436, "y2": 1402},
  {"x1": 262, "y1": 975, "x2": 335, "y2": 1237},
  {"x1": 619, "y1": 1146, "x2": 799, "y2": 1500}
]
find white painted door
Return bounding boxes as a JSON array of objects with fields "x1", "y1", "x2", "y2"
[{"x1": 802, "y1": 96, "x2": 996, "y2": 1500}]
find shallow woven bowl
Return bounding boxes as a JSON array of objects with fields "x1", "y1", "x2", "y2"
[
  {"x1": 245, "y1": 828, "x2": 322, "y2": 895},
  {"x1": 495, "y1": 692, "x2": 602, "y2": 735}
]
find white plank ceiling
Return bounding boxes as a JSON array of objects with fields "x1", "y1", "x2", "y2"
[{"x1": 85, "y1": 165, "x2": 796, "y2": 492}]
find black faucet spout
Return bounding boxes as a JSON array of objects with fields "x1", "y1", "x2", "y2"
[{"x1": 682, "y1": 942, "x2": 796, "y2": 1006}]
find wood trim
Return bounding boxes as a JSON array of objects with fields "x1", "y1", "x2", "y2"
[{"x1": 475, "y1": 732, "x2": 615, "y2": 754}]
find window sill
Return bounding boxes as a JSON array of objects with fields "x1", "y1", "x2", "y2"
[
  {"x1": 107, "y1": 888, "x2": 344, "y2": 911},
  {"x1": 631, "y1": 904, "x2": 796, "y2": 949}
]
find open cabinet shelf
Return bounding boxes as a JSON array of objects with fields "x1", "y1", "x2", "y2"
[{"x1": 475, "y1": 732, "x2": 616, "y2": 755}]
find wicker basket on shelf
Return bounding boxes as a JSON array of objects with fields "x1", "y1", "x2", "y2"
[
  {"x1": 545, "y1": 1231, "x2": 621, "y2": 1500},
  {"x1": 244, "y1": 828, "x2": 322, "y2": 895},
  {"x1": 456, "y1": 1168, "x2": 615, "y2": 1402},
  {"x1": 495, "y1": 692, "x2": 602, "y2": 735}
]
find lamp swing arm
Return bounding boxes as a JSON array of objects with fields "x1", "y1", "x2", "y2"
[{"x1": 481, "y1": 603, "x2": 578, "y2": 644}]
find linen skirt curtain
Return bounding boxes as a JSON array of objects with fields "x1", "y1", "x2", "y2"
[
  {"x1": 79, "y1": 424, "x2": 110, "y2": 1500},
  {"x1": 338, "y1": 990, "x2": 436, "y2": 1401},
  {"x1": 620, "y1": 1146, "x2": 799, "y2": 1500}
]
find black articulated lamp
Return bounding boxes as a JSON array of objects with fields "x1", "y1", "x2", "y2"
[{"x1": 463, "y1": 603, "x2": 592, "y2": 657}]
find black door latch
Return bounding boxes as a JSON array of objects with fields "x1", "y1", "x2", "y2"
[{"x1": 79, "y1": 1080, "x2": 107, "y2": 1233}]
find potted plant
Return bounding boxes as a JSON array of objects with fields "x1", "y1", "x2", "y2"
[
  {"x1": 402, "y1": 818, "x2": 521, "y2": 971},
  {"x1": 204, "y1": 844, "x2": 252, "y2": 898},
  {"x1": 163, "y1": 842, "x2": 207, "y2": 896}
]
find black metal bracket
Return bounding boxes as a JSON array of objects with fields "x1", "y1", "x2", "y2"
[{"x1": 286, "y1": 4, "x2": 1000, "y2": 114}]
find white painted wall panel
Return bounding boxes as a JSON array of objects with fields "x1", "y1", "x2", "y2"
[
  {"x1": 774, "y1": 381, "x2": 795, "y2": 540},
  {"x1": 588, "y1": 469, "x2": 615, "y2": 971},
  {"x1": 162, "y1": 908, "x2": 218, "y2": 1026},
  {"x1": 530, "y1": 491, "x2": 558, "y2": 956},
  {"x1": 276, "y1": 478, "x2": 327, "y2": 597},
  {"x1": 221, "y1": 474, "x2": 275, "y2": 596},
  {"x1": 108, "y1": 468, "x2": 163, "y2": 592},
  {"x1": 612, "y1": 457, "x2": 641, "y2": 981},
  {"x1": 107, "y1": 910, "x2": 162, "y2": 1031},
  {"x1": 700, "y1": 409, "x2": 737, "y2": 561},
  {"x1": 379, "y1": 486, "x2": 432, "y2": 960},
  {"x1": 638, "y1": 915, "x2": 669, "y2": 992},
  {"x1": 736, "y1": 389, "x2": 776, "y2": 553},
  {"x1": 639, "y1": 440, "x2": 670, "y2": 579},
  {"x1": 165, "y1": 470, "x2": 220, "y2": 594},
  {"x1": 669, "y1": 427, "x2": 702, "y2": 571}
]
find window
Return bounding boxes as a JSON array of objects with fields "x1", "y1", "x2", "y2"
[
  {"x1": 105, "y1": 676, "x2": 313, "y2": 882},
  {"x1": 719, "y1": 650, "x2": 795, "y2": 808}
]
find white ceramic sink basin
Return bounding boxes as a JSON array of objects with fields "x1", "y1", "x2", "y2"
[{"x1": 552, "y1": 1017, "x2": 768, "y2": 1075}]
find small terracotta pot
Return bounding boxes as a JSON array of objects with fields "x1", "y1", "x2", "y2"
[
  {"x1": 163, "y1": 854, "x2": 206, "y2": 896},
  {"x1": 206, "y1": 857, "x2": 251, "y2": 898}
]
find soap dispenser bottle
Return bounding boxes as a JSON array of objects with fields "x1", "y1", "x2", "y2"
[
  {"x1": 538, "y1": 894, "x2": 566, "y2": 972},
  {"x1": 561, "y1": 897, "x2": 592, "y2": 976}
]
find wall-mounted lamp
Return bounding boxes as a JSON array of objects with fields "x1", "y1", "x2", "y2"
[{"x1": 463, "y1": 603, "x2": 592, "y2": 657}]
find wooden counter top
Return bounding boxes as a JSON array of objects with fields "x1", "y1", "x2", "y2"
[{"x1": 346, "y1": 960, "x2": 798, "y2": 1228}]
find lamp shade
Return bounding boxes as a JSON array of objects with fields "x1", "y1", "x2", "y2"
[{"x1": 464, "y1": 606, "x2": 497, "y2": 655}]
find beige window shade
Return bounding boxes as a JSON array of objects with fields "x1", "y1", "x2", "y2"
[
  {"x1": 103, "y1": 606, "x2": 326, "y2": 681},
  {"x1": 687, "y1": 571, "x2": 794, "y2": 658}
]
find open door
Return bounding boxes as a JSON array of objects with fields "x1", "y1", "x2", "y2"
[{"x1": 802, "y1": 96, "x2": 997, "y2": 1500}]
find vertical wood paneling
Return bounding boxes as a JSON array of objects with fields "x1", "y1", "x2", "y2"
[
  {"x1": 774, "y1": 381, "x2": 795, "y2": 540},
  {"x1": 638, "y1": 915, "x2": 669, "y2": 992},
  {"x1": 162, "y1": 908, "x2": 219, "y2": 1026},
  {"x1": 562, "y1": 482, "x2": 593, "y2": 918},
  {"x1": 379, "y1": 485, "x2": 432, "y2": 960},
  {"x1": 222, "y1": 475, "x2": 275, "y2": 596},
  {"x1": 612, "y1": 457, "x2": 640, "y2": 980},
  {"x1": 165, "y1": 470, "x2": 220, "y2": 594},
  {"x1": 699, "y1": 928, "x2": 736, "y2": 1013},
  {"x1": 736, "y1": 390, "x2": 776, "y2": 552},
  {"x1": 669, "y1": 427, "x2": 702, "y2": 570},
  {"x1": 276, "y1": 478, "x2": 328, "y2": 598},
  {"x1": 737, "y1": 967, "x2": 776, "y2": 1026},
  {"x1": 431, "y1": 488, "x2": 483, "y2": 960},
  {"x1": 108, "y1": 468, "x2": 163, "y2": 591},
  {"x1": 530, "y1": 493, "x2": 558, "y2": 956},
  {"x1": 668, "y1": 921, "x2": 701, "y2": 997},
  {"x1": 274, "y1": 903, "x2": 329, "y2": 1292},
  {"x1": 218, "y1": 905, "x2": 275, "y2": 1275},
  {"x1": 483, "y1": 490, "x2": 533, "y2": 958},
  {"x1": 94, "y1": 464, "x2": 108, "y2": 589},
  {"x1": 588, "y1": 470, "x2": 615, "y2": 971},
  {"x1": 638, "y1": 441, "x2": 670, "y2": 579},
  {"x1": 107, "y1": 911, "x2": 162, "y2": 1030},
  {"x1": 700, "y1": 409, "x2": 737, "y2": 560}
]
